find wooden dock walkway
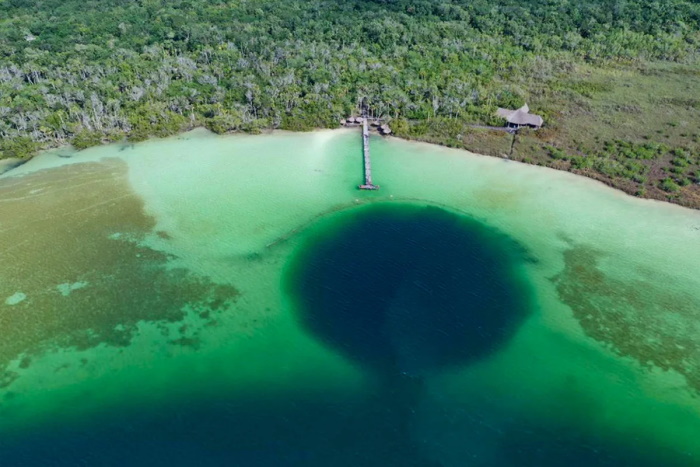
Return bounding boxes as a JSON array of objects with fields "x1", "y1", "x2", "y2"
[{"x1": 358, "y1": 118, "x2": 379, "y2": 190}]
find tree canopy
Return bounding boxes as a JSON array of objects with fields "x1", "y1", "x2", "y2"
[{"x1": 0, "y1": 0, "x2": 698, "y2": 158}]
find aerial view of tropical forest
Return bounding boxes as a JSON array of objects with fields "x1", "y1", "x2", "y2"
[{"x1": 1, "y1": 0, "x2": 699, "y2": 205}]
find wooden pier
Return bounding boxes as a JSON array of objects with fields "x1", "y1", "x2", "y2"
[{"x1": 358, "y1": 118, "x2": 379, "y2": 190}]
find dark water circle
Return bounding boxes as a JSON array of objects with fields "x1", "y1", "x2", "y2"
[{"x1": 286, "y1": 203, "x2": 533, "y2": 376}]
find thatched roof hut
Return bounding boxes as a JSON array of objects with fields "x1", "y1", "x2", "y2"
[{"x1": 496, "y1": 104, "x2": 543, "y2": 128}]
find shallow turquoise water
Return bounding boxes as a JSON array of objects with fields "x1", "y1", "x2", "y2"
[{"x1": 1, "y1": 129, "x2": 699, "y2": 465}]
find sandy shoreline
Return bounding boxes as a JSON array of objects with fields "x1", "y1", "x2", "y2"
[
  {"x1": 0, "y1": 157, "x2": 28, "y2": 175},
  {"x1": 2, "y1": 126, "x2": 698, "y2": 211}
]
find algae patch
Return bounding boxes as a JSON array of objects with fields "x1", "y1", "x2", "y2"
[
  {"x1": 554, "y1": 246, "x2": 700, "y2": 390},
  {"x1": 0, "y1": 160, "x2": 238, "y2": 387}
]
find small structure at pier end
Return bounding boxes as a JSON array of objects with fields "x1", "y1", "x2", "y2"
[{"x1": 496, "y1": 104, "x2": 543, "y2": 129}]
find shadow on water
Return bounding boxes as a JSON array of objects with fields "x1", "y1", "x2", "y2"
[
  {"x1": 285, "y1": 203, "x2": 533, "y2": 377},
  {"x1": 1, "y1": 380, "x2": 691, "y2": 467},
  {"x1": 0, "y1": 380, "x2": 438, "y2": 467}
]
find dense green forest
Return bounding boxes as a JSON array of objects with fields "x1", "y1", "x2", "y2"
[{"x1": 1, "y1": 0, "x2": 699, "y2": 204}]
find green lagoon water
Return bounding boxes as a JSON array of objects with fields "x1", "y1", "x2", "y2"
[{"x1": 1, "y1": 128, "x2": 699, "y2": 465}]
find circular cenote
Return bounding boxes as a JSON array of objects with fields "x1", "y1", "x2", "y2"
[{"x1": 285, "y1": 202, "x2": 533, "y2": 377}]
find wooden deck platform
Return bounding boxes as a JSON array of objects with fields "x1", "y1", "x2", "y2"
[{"x1": 359, "y1": 118, "x2": 379, "y2": 190}]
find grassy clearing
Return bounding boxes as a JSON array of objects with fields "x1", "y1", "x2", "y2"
[{"x1": 399, "y1": 62, "x2": 700, "y2": 209}]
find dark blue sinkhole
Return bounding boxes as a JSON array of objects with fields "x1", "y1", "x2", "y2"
[{"x1": 285, "y1": 203, "x2": 533, "y2": 376}]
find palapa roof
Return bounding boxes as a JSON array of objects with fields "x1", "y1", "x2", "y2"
[{"x1": 496, "y1": 104, "x2": 543, "y2": 127}]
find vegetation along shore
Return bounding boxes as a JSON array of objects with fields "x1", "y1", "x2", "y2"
[{"x1": 1, "y1": 0, "x2": 699, "y2": 207}]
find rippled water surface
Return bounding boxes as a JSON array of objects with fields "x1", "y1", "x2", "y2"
[{"x1": 1, "y1": 129, "x2": 699, "y2": 466}]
